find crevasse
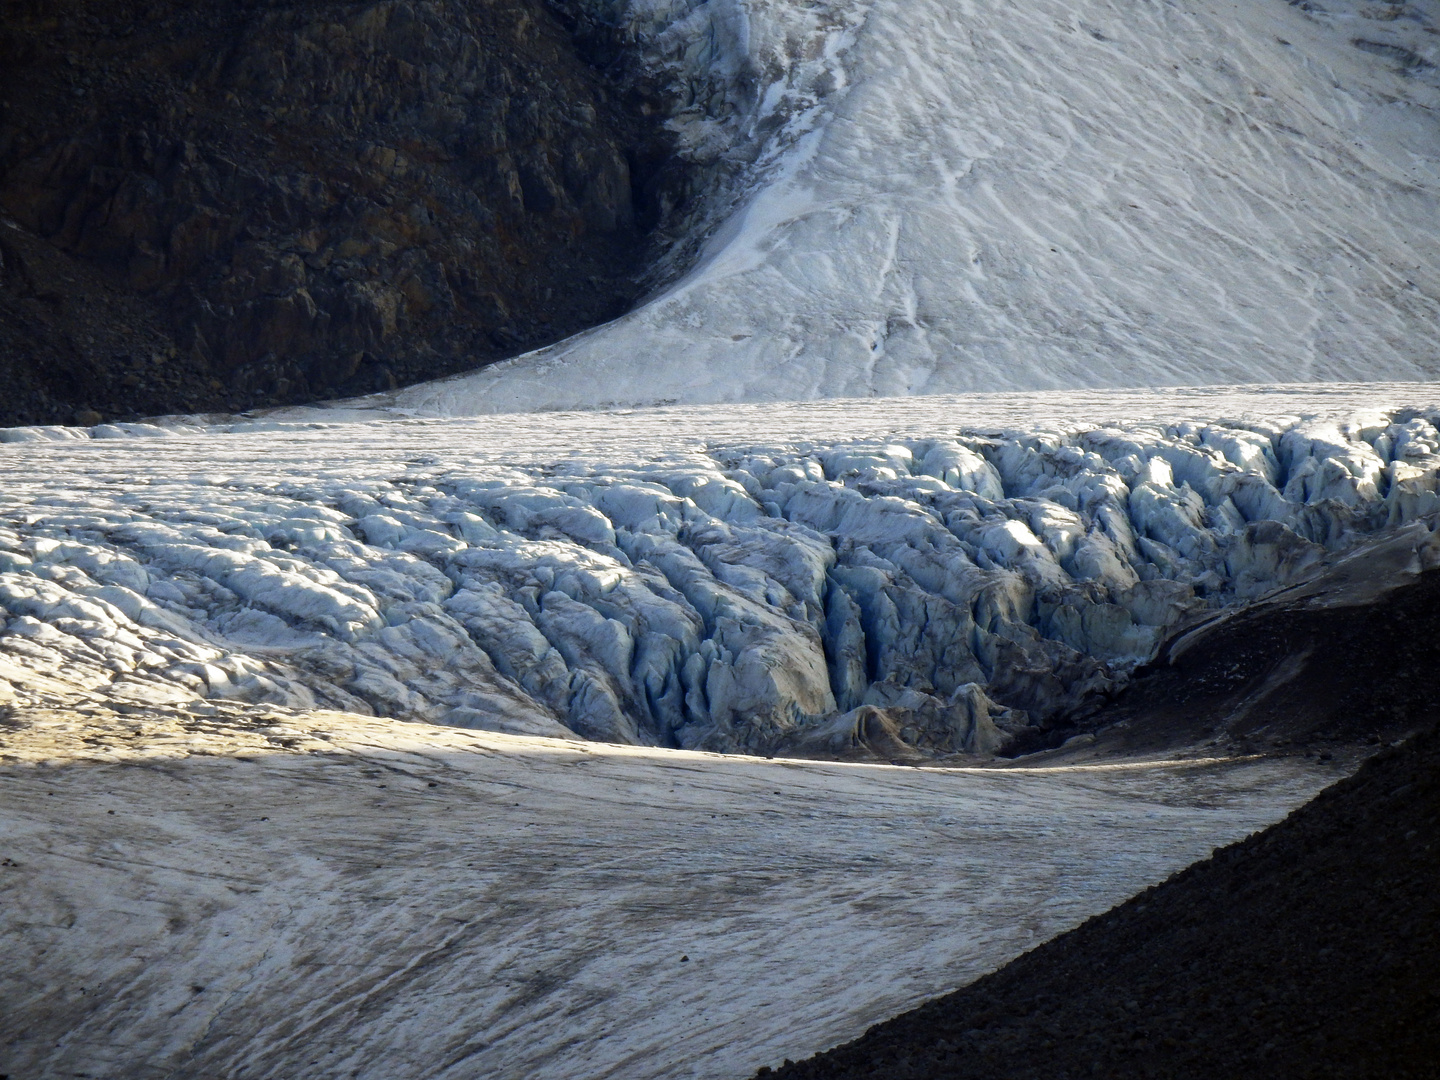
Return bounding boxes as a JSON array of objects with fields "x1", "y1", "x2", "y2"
[{"x1": 4, "y1": 402, "x2": 1439, "y2": 757}]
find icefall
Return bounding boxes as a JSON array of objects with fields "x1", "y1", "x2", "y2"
[{"x1": 3, "y1": 408, "x2": 1440, "y2": 757}]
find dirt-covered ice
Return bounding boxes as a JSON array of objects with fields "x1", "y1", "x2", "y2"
[{"x1": 0, "y1": 705, "x2": 1335, "y2": 1080}]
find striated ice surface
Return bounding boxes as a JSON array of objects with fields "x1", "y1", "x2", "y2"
[
  {"x1": 314, "y1": 0, "x2": 1440, "y2": 415},
  {"x1": 4, "y1": 386, "x2": 1440, "y2": 756},
  {"x1": 0, "y1": 710, "x2": 1334, "y2": 1080}
]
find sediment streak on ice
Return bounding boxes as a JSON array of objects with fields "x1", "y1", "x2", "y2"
[{"x1": 3, "y1": 387, "x2": 1440, "y2": 755}]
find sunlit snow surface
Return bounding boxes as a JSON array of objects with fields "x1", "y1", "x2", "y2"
[
  {"x1": 331, "y1": 0, "x2": 1440, "y2": 414},
  {"x1": 0, "y1": 707, "x2": 1332, "y2": 1079},
  {"x1": 4, "y1": 385, "x2": 1440, "y2": 756}
]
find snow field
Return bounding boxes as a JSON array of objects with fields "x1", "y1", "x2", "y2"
[
  {"x1": 345, "y1": 0, "x2": 1440, "y2": 414},
  {"x1": 0, "y1": 706, "x2": 1335, "y2": 1079},
  {"x1": 3, "y1": 386, "x2": 1440, "y2": 756}
]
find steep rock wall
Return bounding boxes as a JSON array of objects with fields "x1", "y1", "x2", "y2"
[{"x1": 0, "y1": 0, "x2": 690, "y2": 424}]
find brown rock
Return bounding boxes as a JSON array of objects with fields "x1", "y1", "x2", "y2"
[{"x1": 0, "y1": 0, "x2": 689, "y2": 426}]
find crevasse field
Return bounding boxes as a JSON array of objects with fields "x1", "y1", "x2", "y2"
[
  {"x1": 4, "y1": 0, "x2": 1440, "y2": 1075},
  {"x1": 6, "y1": 388, "x2": 1440, "y2": 754}
]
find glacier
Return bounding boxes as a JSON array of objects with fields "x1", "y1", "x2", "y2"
[
  {"x1": 5, "y1": 0, "x2": 1440, "y2": 1071},
  {"x1": 0, "y1": 706, "x2": 1334, "y2": 1080},
  {"x1": 0, "y1": 386, "x2": 1416, "y2": 1079},
  {"x1": 304, "y1": 0, "x2": 1440, "y2": 415},
  {"x1": 5, "y1": 386, "x2": 1440, "y2": 758}
]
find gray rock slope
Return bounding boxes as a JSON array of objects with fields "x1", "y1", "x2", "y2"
[{"x1": 0, "y1": 0, "x2": 691, "y2": 425}]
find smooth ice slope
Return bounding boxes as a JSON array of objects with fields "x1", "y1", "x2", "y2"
[
  {"x1": 4, "y1": 386, "x2": 1440, "y2": 756},
  {"x1": 0, "y1": 706, "x2": 1334, "y2": 1080},
  {"x1": 343, "y1": 0, "x2": 1440, "y2": 415}
]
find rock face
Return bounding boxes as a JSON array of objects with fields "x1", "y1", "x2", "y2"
[{"x1": 0, "y1": 0, "x2": 685, "y2": 425}]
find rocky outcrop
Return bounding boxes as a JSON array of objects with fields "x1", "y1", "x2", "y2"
[{"x1": 0, "y1": 0, "x2": 689, "y2": 425}]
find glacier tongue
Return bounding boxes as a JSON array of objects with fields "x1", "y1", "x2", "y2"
[{"x1": 4, "y1": 389, "x2": 1440, "y2": 756}]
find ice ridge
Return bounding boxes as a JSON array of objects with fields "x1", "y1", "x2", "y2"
[{"x1": 5, "y1": 405, "x2": 1440, "y2": 756}]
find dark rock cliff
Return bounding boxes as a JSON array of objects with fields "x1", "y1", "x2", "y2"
[{"x1": 0, "y1": 0, "x2": 690, "y2": 425}]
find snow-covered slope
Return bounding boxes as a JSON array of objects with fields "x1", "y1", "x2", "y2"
[
  {"x1": 0, "y1": 706, "x2": 1333, "y2": 1080},
  {"x1": 4, "y1": 386, "x2": 1440, "y2": 756},
  {"x1": 334, "y1": 0, "x2": 1440, "y2": 415}
]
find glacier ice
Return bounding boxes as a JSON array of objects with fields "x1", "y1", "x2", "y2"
[
  {"x1": 5, "y1": 390, "x2": 1440, "y2": 757},
  {"x1": 312, "y1": 0, "x2": 1440, "y2": 416},
  {"x1": 0, "y1": 708, "x2": 1335, "y2": 1080}
]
